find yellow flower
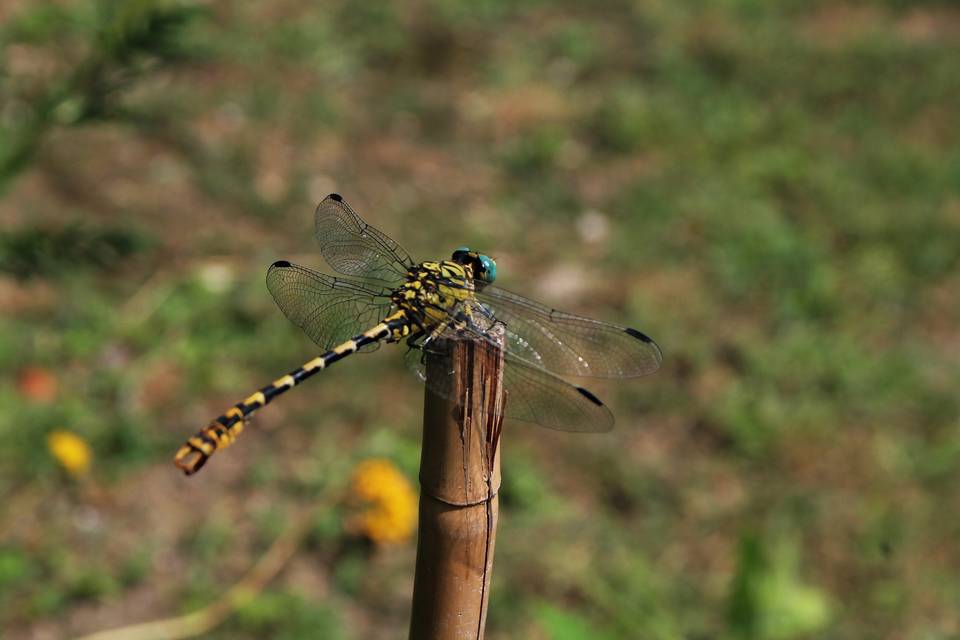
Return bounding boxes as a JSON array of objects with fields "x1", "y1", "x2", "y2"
[
  {"x1": 350, "y1": 458, "x2": 417, "y2": 545},
  {"x1": 47, "y1": 430, "x2": 92, "y2": 477}
]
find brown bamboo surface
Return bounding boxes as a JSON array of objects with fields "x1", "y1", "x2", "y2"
[{"x1": 409, "y1": 324, "x2": 506, "y2": 640}]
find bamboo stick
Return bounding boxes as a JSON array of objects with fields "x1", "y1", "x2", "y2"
[{"x1": 409, "y1": 324, "x2": 506, "y2": 640}]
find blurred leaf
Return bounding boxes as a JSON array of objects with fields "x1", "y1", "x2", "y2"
[
  {"x1": 94, "y1": 0, "x2": 207, "y2": 64},
  {"x1": 0, "y1": 223, "x2": 153, "y2": 278},
  {"x1": 0, "y1": 546, "x2": 36, "y2": 589},
  {"x1": 536, "y1": 603, "x2": 617, "y2": 640},
  {"x1": 499, "y1": 125, "x2": 568, "y2": 175},
  {"x1": 728, "y1": 532, "x2": 831, "y2": 640},
  {"x1": 234, "y1": 590, "x2": 345, "y2": 639}
]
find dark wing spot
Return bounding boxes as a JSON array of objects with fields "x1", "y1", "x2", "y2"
[
  {"x1": 575, "y1": 386, "x2": 604, "y2": 407},
  {"x1": 328, "y1": 193, "x2": 343, "y2": 202},
  {"x1": 625, "y1": 327, "x2": 654, "y2": 343},
  {"x1": 271, "y1": 260, "x2": 292, "y2": 268}
]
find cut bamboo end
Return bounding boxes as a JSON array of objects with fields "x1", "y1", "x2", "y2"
[{"x1": 409, "y1": 325, "x2": 505, "y2": 640}]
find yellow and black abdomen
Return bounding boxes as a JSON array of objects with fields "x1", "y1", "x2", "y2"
[{"x1": 174, "y1": 311, "x2": 408, "y2": 474}]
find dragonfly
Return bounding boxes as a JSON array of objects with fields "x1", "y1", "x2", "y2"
[{"x1": 174, "y1": 194, "x2": 662, "y2": 475}]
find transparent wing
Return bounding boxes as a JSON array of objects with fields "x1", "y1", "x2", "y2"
[
  {"x1": 500, "y1": 354, "x2": 613, "y2": 431},
  {"x1": 314, "y1": 193, "x2": 415, "y2": 286},
  {"x1": 404, "y1": 337, "x2": 613, "y2": 432},
  {"x1": 267, "y1": 260, "x2": 393, "y2": 352},
  {"x1": 475, "y1": 285, "x2": 662, "y2": 378}
]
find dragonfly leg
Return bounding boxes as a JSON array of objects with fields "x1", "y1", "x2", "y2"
[{"x1": 404, "y1": 330, "x2": 428, "y2": 366}]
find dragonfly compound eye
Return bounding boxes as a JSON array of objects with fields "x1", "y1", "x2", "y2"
[{"x1": 478, "y1": 255, "x2": 496, "y2": 283}]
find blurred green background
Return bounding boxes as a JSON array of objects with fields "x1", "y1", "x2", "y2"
[{"x1": 2, "y1": 0, "x2": 959, "y2": 638}]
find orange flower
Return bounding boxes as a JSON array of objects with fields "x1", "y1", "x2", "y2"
[
  {"x1": 18, "y1": 367, "x2": 58, "y2": 403},
  {"x1": 350, "y1": 458, "x2": 417, "y2": 545},
  {"x1": 47, "y1": 430, "x2": 92, "y2": 476}
]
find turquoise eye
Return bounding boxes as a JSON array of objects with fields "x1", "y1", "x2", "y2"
[
  {"x1": 454, "y1": 246, "x2": 470, "y2": 254},
  {"x1": 478, "y1": 255, "x2": 497, "y2": 283}
]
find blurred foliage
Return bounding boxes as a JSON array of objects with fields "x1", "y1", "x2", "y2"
[
  {"x1": 0, "y1": 223, "x2": 153, "y2": 278},
  {"x1": 728, "y1": 532, "x2": 830, "y2": 640},
  {"x1": 230, "y1": 589, "x2": 345, "y2": 640},
  {"x1": 0, "y1": 0, "x2": 207, "y2": 193},
  {"x1": 1, "y1": 0, "x2": 959, "y2": 638}
]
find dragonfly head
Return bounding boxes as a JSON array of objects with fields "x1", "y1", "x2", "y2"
[{"x1": 452, "y1": 246, "x2": 497, "y2": 285}]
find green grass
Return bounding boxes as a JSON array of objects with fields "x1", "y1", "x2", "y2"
[{"x1": 1, "y1": 0, "x2": 959, "y2": 638}]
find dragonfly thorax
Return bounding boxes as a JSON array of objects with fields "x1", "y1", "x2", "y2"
[{"x1": 394, "y1": 260, "x2": 478, "y2": 329}]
